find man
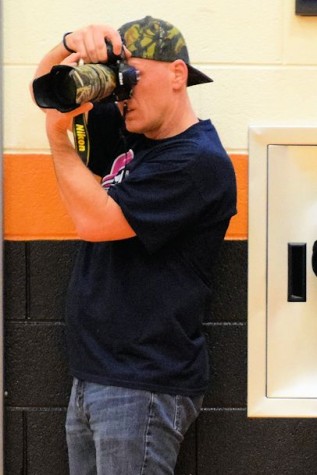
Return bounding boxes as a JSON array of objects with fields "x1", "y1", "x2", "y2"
[{"x1": 32, "y1": 16, "x2": 237, "y2": 475}]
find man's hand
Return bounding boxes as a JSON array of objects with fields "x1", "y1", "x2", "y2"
[
  {"x1": 45, "y1": 102, "x2": 93, "y2": 139},
  {"x1": 31, "y1": 23, "x2": 125, "y2": 106},
  {"x1": 62, "y1": 25, "x2": 123, "y2": 63}
]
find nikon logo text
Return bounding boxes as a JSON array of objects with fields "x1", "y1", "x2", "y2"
[{"x1": 75, "y1": 124, "x2": 86, "y2": 152}]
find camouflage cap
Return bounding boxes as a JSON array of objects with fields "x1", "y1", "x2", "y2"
[{"x1": 118, "y1": 16, "x2": 213, "y2": 87}]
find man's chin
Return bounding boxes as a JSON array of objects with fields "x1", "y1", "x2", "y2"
[{"x1": 125, "y1": 118, "x2": 142, "y2": 134}]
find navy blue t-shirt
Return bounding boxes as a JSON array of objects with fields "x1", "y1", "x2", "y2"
[{"x1": 65, "y1": 103, "x2": 237, "y2": 397}]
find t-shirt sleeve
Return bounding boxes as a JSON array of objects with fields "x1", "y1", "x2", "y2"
[{"x1": 108, "y1": 145, "x2": 237, "y2": 253}]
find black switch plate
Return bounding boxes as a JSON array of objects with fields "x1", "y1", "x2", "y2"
[{"x1": 296, "y1": 0, "x2": 317, "y2": 15}]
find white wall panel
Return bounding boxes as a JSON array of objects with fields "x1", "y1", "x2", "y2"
[
  {"x1": 4, "y1": 0, "x2": 317, "y2": 153},
  {"x1": 189, "y1": 66, "x2": 317, "y2": 152},
  {"x1": 283, "y1": 2, "x2": 317, "y2": 65},
  {"x1": 4, "y1": 67, "x2": 48, "y2": 152},
  {"x1": 4, "y1": 0, "x2": 285, "y2": 64}
]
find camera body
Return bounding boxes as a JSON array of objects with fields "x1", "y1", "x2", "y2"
[{"x1": 32, "y1": 45, "x2": 139, "y2": 112}]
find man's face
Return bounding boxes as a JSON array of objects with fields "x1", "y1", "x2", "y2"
[{"x1": 118, "y1": 57, "x2": 175, "y2": 140}]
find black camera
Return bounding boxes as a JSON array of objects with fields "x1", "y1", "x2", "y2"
[{"x1": 32, "y1": 45, "x2": 139, "y2": 112}]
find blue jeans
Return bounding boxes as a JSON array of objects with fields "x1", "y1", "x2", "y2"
[{"x1": 65, "y1": 378, "x2": 203, "y2": 475}]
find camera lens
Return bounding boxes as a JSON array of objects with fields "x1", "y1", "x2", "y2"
[
  {"x1": 32, "y1": 58, "x2": 138, "y2": 111},
  {"x1": 52, "y1": 69, "x2": 77, "y2": 106}
]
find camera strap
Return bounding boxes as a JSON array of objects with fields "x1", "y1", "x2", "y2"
[{"x1": 72, "y1": 113, "x2": 90, "y2": 166}]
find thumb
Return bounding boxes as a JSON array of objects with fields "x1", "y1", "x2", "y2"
[{"x1": 70, "y1": 102, "x2": 94, "y2": 117}]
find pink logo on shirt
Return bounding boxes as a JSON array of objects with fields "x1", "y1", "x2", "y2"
[{"x1": 101, "y1": 149, "x2": 134, "y2": 190}]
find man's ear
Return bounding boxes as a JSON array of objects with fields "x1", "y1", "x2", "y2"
[{"x1": 171, "y1": 59, "x2": 188, "y2": 88}]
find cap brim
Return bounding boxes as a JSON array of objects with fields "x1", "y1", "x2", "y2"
[{"x1": 187, "y1": 65, "x2": 213, "y2": 87}]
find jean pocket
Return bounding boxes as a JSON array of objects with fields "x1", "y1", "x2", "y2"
[{"x1": 174, "y1": 394, "x2": 204, "y2": 436}]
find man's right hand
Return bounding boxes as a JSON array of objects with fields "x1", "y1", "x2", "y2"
[{"x1": 62, "y1": 25, "x2": 123, "y2": 63}]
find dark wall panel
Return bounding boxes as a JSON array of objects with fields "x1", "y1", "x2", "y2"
[
  {"x1": 198, "y1": 410, "x2": 317, "y2": 475},
  {"x1": 209, "y1": 240, "x2": 247, "y2": 323},
  {"x1": 4, "y1": 241, "x2": 27, "y2": 320},
  {"x1": 203, "y1": 324, "x2": 247, "y2": 408},
  {"x1": 5, "y1": 323, "x2": 71, "y2": 407},
  {"x1": 27, "y1": 411, "x2": 69, "y2": 475},
  {"x1": 28, "y1": 241, "x2": 79, "y2": 321},
  {"x1": 4, "y1": 410, "x2": 24, "y2": 475}
]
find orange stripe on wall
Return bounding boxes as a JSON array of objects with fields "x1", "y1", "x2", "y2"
[
  {"x1": 4, "y1": 154, "x2": 77, "y2": 240},
  {"x1": 228, "y1": 154, "x2": 248, "y2": 240},
  {"x1": 4, "y1": 153, "x2": 248, "y2": 240}
]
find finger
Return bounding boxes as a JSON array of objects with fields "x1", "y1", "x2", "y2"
[
  {"x1": 67, "y1": 29, "x2": 94, "y2": 63},
  {"x1": 81, "y1": 27, "x2": 102, "y2": 63},
  {"x1": 80, "y1": 25, "x2": 115, "y2": 63},
  {"x1": 89, "y1": 26, "x2": 123, "y2": 63},
  {"x1": 106, "y1": 28, "x2": 123, "y2": 56},
  {"x1": 122, "y1": 46, "x2": 132, "y2": 59},
  {"x1": 60, "y1": 52, "x2": 81, "y2": 66},
  {"x1": 71, "y1": 102, "x2": 94, "y2": 117},
  {"x1": 91, "y1": 29, "x2": 109, "y2": 63}
]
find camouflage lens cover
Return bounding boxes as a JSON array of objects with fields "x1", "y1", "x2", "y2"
[{"x1": 69, "y1": 64, "x2": 117, "y2": 104}]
